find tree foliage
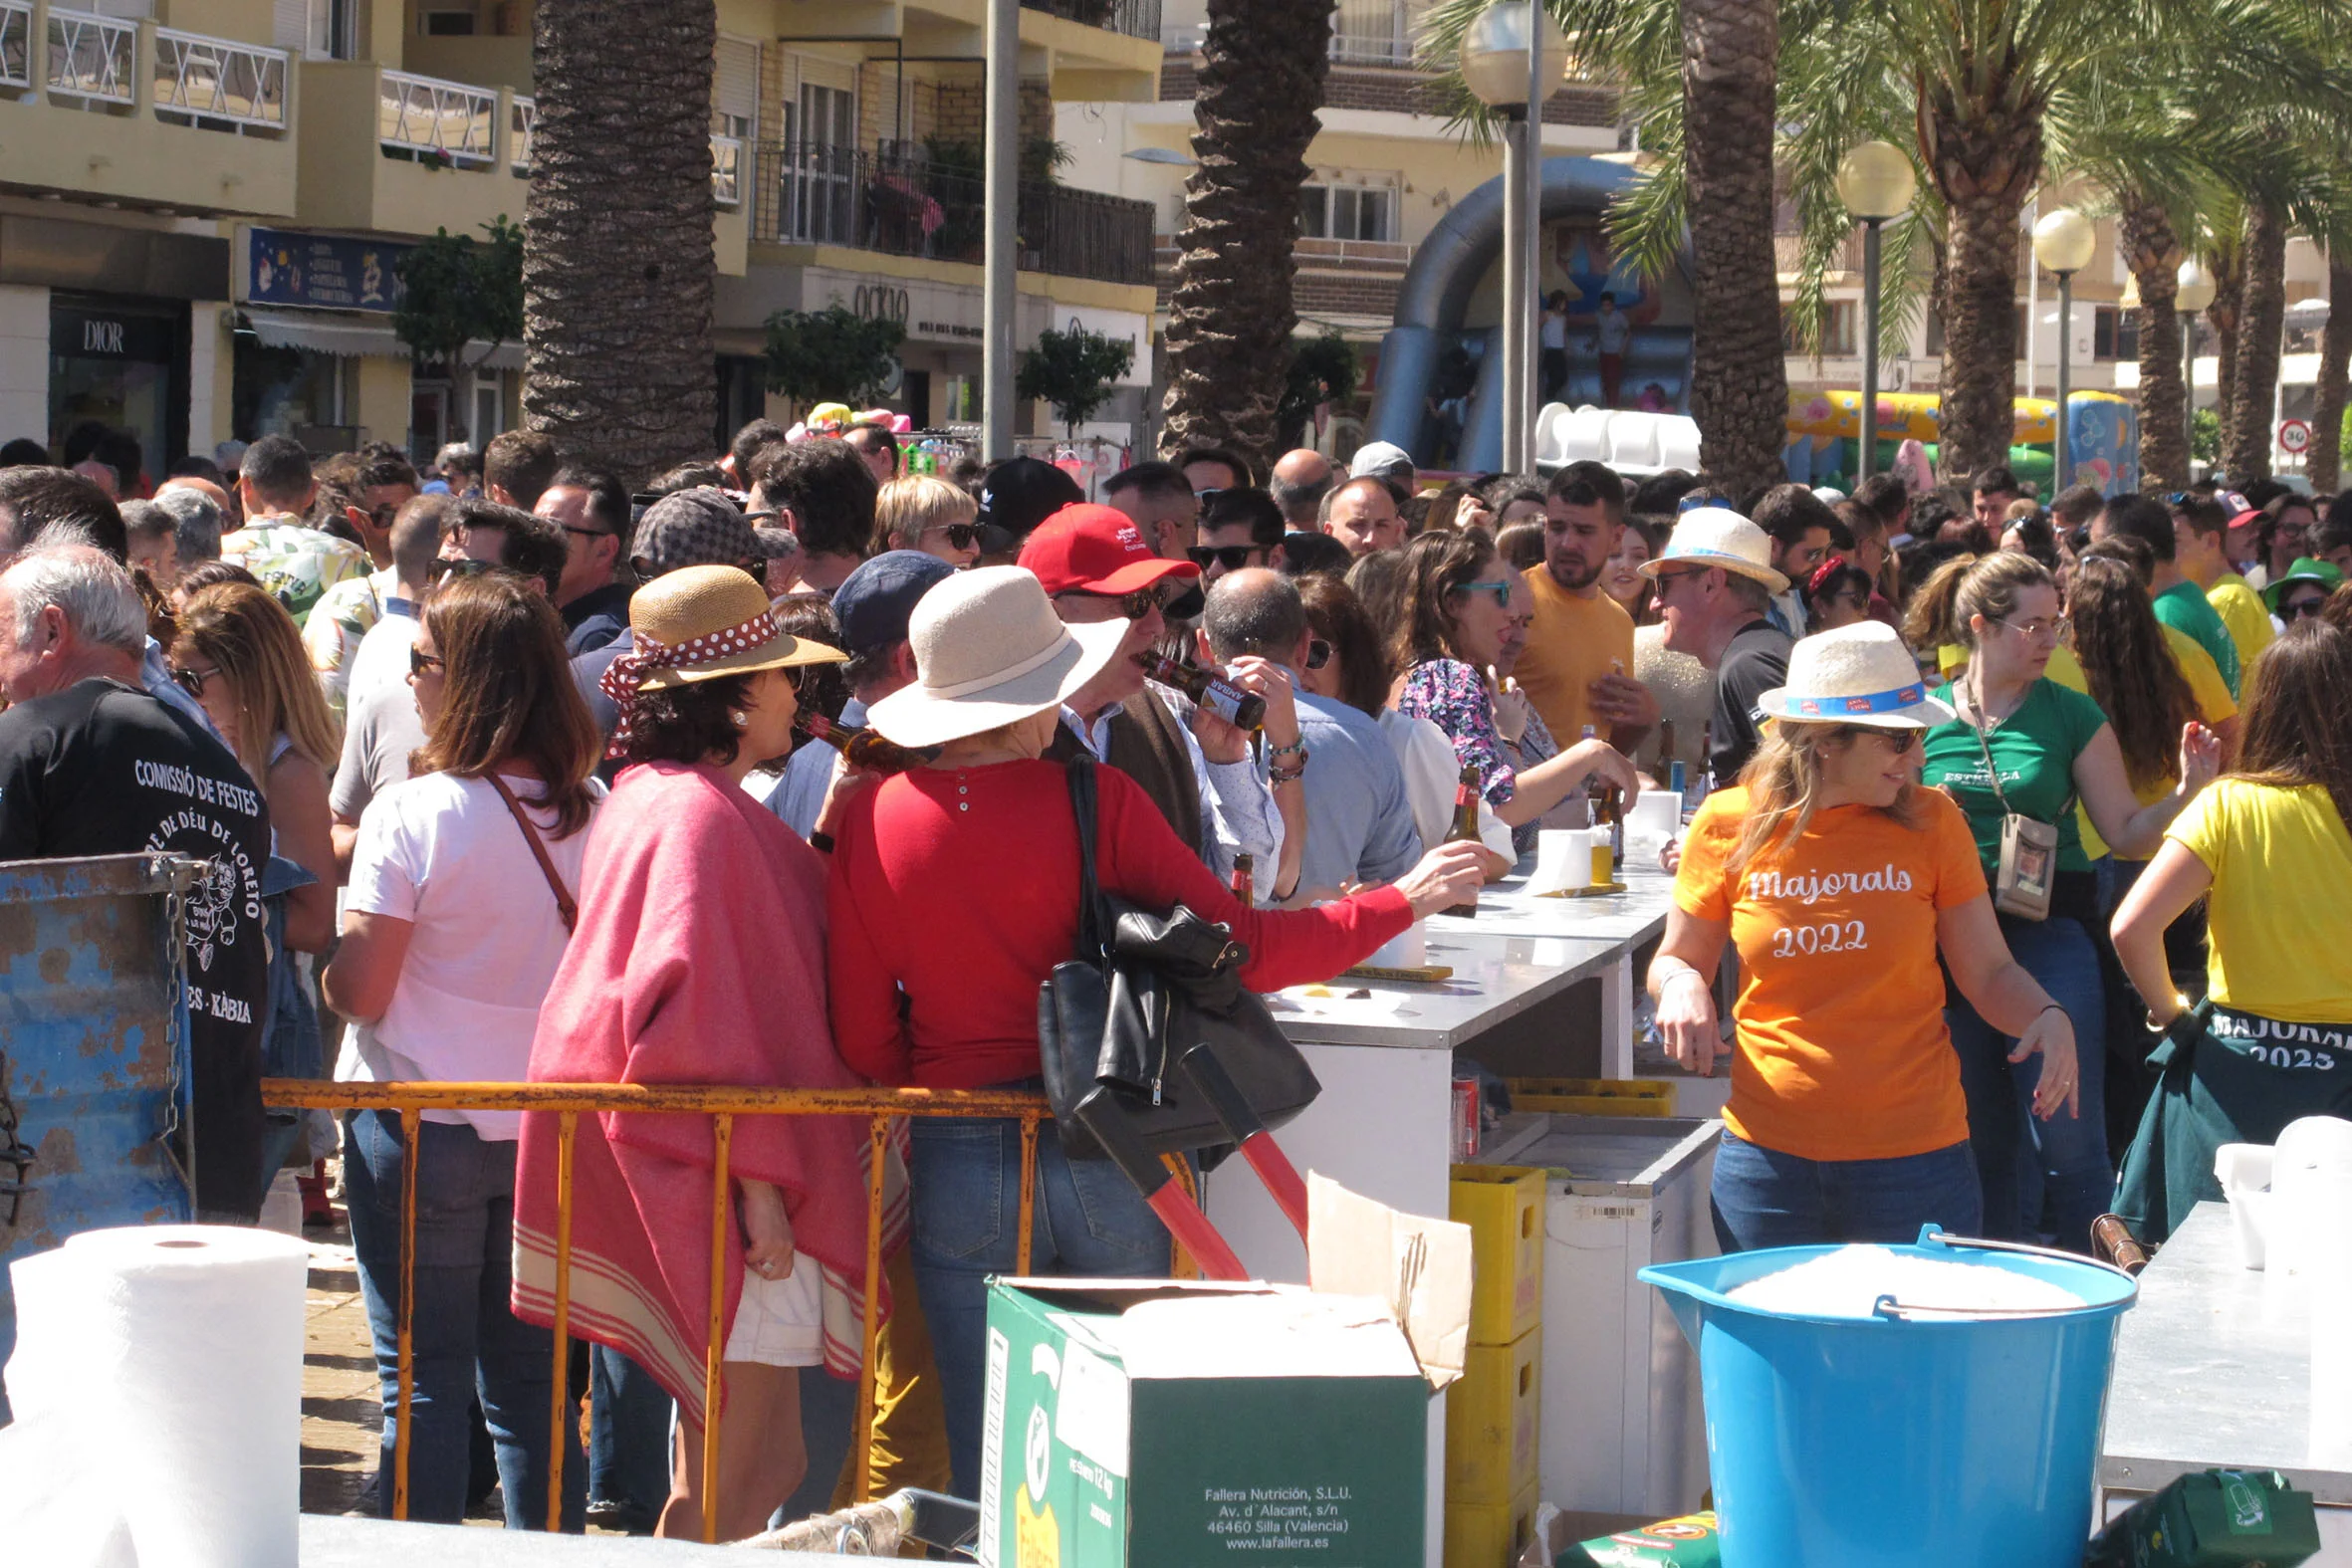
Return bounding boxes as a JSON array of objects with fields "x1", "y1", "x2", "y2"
[
  {"x1": 393, "y1": 215, "x2": 524, "y2": 371},
  {"x1": 762, "y1": 306, "x2": 906, "y2": 410},
  {"x1": 1017, "y1": 325, "x2": 1136, "y2": 439},
  {"x1": 1277, "y1": 331, "x2": 1358, "y2": 451}
]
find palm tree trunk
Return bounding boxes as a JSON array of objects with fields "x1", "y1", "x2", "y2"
[
  {"x1": 1159, "y1": 0, "x2": 1333, "y2": 475},
  {"x1": 523, "y1": 0, "x2": 717, "y2": 482},
  {"x1": 1679, "y1": 0, "x2": 1786, "y2": 494},
  {"x1": 2205, "y1": 245, "x2": 2243, "y2": 467},
  {"x1": 2119, "y1": 193, "x2": 2186, "y2": 492},
  {"x1": 1926, "y1": 100, "x2": 2041, "y2": 481},
  {"x1": 2309, "y1": 257, "x2": 2352, "y2": 493},
  {"x1": 2223, "y1": 202, "x2": 2286, "y2": 482}
]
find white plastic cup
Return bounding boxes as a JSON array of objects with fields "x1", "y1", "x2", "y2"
[{"x1": 1365, "y1": 921, "x2": 1427, "y2": 969}]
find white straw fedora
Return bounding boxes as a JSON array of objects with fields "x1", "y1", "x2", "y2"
[
  {"x1": 866, "y1": 565, "x2": 1132, "y2": 748},
  {"x1": 1757, "y1": 621, "x2": 1956, "y2": 729},
  {"x1": 1638, "y1": 506, "x2": 1790, "y2": 594}
]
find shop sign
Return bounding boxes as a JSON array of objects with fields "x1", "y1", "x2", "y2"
[
  {"x1": 51, "y1": 308, "x2": 175, "y2": 362},
  {"x1": 244, "y1": 227, "x2": 410, "y2": 314},
  {"x1": 852, "y1": 284, "x2": 910, "y2": 326}
]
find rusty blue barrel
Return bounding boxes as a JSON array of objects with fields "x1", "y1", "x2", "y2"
[{"x1": 0, "y1": 853, "x2": 204, "y2": 1406}]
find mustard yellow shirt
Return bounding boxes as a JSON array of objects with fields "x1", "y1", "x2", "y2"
[
  {"x1": 1514, "y1": 565, "x2": 1635, "y2": 745},
  {"x1": 2208, "y1": 572, "x2": 2275, "y2": 678}
]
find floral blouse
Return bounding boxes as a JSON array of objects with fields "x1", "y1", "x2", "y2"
[{"x1": 1395, "y1": 657, "x2": 1516, "y2": 810}]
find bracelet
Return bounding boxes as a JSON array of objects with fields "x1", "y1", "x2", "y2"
[
  {"x1": 807, "y1": 829, "x2": 835, "y2": 854},
  {"x1": 1267, "y1": 739, "x2": 1307, "y2": 762},
  {"x1": 1657, "y1": 967, "x2": 1707, "y2": 992},
  {"x1": 2143, "y1": 994, "x2": 2189, "y2": 1033},
  {"x1": 1269, "y1": 764, "x2": 1306, "y2": 785}
]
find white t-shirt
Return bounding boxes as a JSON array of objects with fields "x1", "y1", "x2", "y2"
[
  {"x1": 1596, "y1": 308, "x2": 1629, "y2": 354},
  {"x1": 338, "y1": 771, "x2": 604, "y2": 1139},
  {"x1": 1377, "y1": 708, "x2": 1516, "y2": 862},
  {"x1": 1540, "y1": 314, "x2": 1567, "y2": 349},
  {"x1": 345, "y1": 607, "x2": 419, "y2": 718}
]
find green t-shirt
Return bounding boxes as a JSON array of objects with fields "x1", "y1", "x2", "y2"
[
  {"x1": 1921, "y1": 678, "x2": 2111, "y2": 876},
  {"x1": 2155, "y1": 579, "x2": 2241, "y2": 699}
]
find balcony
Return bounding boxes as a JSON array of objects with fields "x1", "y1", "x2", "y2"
[
  {"x1": 750, "y1": 142, "x2": 1154, "y2": 288},
  {"x1": 0, "y1": 3, "x2": 297, "y2": 214},
  {"x1": 1027, "y1": 0, "x2": 1162, "y2": 43}
]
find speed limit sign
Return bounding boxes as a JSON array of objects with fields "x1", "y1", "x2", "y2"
[{"x1": 2279, "y1": 418, "x2": 2313, "y2": 455}]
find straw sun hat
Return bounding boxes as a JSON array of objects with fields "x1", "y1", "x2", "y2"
[
  {"x1": 865, "y1": 565, "x2": 1131, "y2": 748},
  {"x1": 1757, "y1": 621, "x2": 1955, "y2": 729},
  {"x1": 619, "y1": 564, "x2": 843, "y2": 689},
  {"x1": 1638, "y1": 506, "x2": 1791, "y2": 595}
]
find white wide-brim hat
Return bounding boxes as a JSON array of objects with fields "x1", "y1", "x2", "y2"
[
  {"x1": 866, "y1": 564, "x2": 1133, "y2": 748},
  {"x1": 1757, "y1": 621, "x2": 1957, "y2": 730},
  {"x1": 1638, "y1": 506, "x2": 1790, "y2": 595}
]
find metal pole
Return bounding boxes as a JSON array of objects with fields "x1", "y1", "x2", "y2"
[
  {"x1": 1521, "y1": 18, "x2": 1543, "y2": 457},
  {"x1": 2182, "y1": 311, "x2": 2197, "y2": 476},
  {"x1": 2053, "y1": 270, "x2": 2073, "y2": 489},
  {"x1": 1500, "y1": 110, "x2": 1527, "y2": 472},
  {"x1": 1859, "y1": 218, "x2": 1882, "y2": 484},
  {"x1": 982, "y1": 0, "x2": 1019, "y2": 457}
]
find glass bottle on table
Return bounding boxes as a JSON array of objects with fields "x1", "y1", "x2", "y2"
[{"x1": 1444, "y1": 765, "x2": 1482, "y2": 918}]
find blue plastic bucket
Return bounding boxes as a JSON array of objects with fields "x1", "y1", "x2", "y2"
[{"x1": 1640, "y1": 1228, "x2": 2136, "y2": 1568}]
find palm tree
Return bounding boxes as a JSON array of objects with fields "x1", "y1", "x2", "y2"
[
  {"x1": 2224, "y1": 200, "x2": 2287, "y2": 481},
  {"x1": 522, "y1": 0, "x2": 717, "y2": 481},
  {"x1": 2311, "y1": 255, "x2": 2352, "y2": 493},
  {"x1": 1158, "y1": 0, "x2": 1335, "y2": 474},
  {"x1": 2116, "y1": 193, "x2": 2188, "y2": 491}
]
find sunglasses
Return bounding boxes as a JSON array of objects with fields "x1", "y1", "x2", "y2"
[
  {"x1": 924, "y1": 522, "x2": 982, "y2": 551},
  {"x1": 1837, "y1": 725, "x2": 1921, "y2": 755},
  {"x1": 1188, "y1": 544, "x2": 1264, "y2": 572},
  {"x1": 2282, "y1": 594, "x2": 2329, "y2": 620},
  {"x1": 1449, "y1": 578, "x2": 1515, "y2": 610},
  {"x1": 170, "y1": 664, "x2": 219, "y2": 698},
  {"x1": 428, "y1": 557, "x2": 494, "y2": 583},
  {"x1": 409, "y1": 646, "x2": 446, "y2": 678},
  {"x1": 1304, "y1": 637, "x2": 1332, "y2": 671},
  {"x1": 1060, "y1": 585, "x2": 1168, "y2": 620},
  {"x1": 1996, "y1": 614, "x2": 2068, "y2": 642}
]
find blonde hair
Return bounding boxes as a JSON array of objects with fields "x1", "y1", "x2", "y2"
[
  {"x1": 1727, "y1": 721, "x2": 1924, "y2": 876},
  {"x1": 874, "y1": 475, "x2": 977, "y2": 554},
  {"x1": 174, "y1": 582, "x2": 342, "y2": 784}
]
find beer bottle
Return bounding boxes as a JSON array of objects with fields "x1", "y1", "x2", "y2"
[
  {"x1": 1146, "y1": 652, "x2": 1267, "y2": 732},
  {"x1": 1231, "y1": 851, "x2": 1255, "y2": 909},
  {"x1": 798, "y1": 713, "x2": 929, "y2": 775},
  {"x1": 1444, "y1": 764, "x2": 1482, "y2": 918},
  {"x1": 1582, "y1": 725, "x2": 1625, "y2": 873},
  {"x1": 1660, "y1": 719, "x2": 1685, "y2": 797}
]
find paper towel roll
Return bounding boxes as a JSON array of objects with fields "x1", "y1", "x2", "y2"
[{"x1": 6, "y1": 1225, "x2": 308, "y2": 1568}]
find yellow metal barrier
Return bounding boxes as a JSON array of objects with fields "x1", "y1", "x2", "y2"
[{"x1": 262, "y1": 1078, "x2": 1061, "y2": 1544}]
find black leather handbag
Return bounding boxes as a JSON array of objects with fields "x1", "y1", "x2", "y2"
[{"x1": 1036, "y1": 754, "x2": 1321, "y2": 1161}]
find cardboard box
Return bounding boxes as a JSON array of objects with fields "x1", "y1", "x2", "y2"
[
  {"x1": 1445, "y1": 1328, "x2": 1540, "y2": 1504},
  {"x1": 2086, "y1": 1470, "x2": 2320, "y2": 1567},
  {"x1": 979, "y1": 1177, "x2": 1473, "y2": 1568}
]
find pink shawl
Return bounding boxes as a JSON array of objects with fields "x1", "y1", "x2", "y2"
[{"x1": 511, "y1": 762, "x2": 883, "y2": 1426}]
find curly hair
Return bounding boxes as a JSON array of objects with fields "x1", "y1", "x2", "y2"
[
  {"x1": 2067, "y1": 557, "x2": 2200, "y2": 794},
  {"x1": 617, "y1": 672, "x2": 755, "y2": 770}
]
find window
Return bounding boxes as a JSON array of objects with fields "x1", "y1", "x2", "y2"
[
  {"x1": 714, "y1": 38, "x2": 758, "y2": 140},
  {"x1": 1298, "y1": 178, "x2": 1396, "y2": 243},
  {"x1": 2093, "y1": 306, "x2": 2139, "y2": 362},
  {"x1": 1781, "y1": 301, "x2": 1858, "y2": 357}
]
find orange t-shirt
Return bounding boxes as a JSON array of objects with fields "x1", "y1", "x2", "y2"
[
  {"x1": 1673, "y1": 785, "x2": 1988, "y2": 1161},
  {"x1": 1514, "y1": 566, "x2": 1636, "y2": 744}
]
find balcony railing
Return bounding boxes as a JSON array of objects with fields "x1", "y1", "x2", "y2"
[
  {"x1": 1328, "y1": 0, "x2": 1417, "y2": 65},
  {"x1": 379, "y1": 68, "x2": 497, "y2": 165},
  {"x1": 751, "y1": 141, "x2": 1154, "y2": 287},
  {"x1": 510, "y1": 94, "x2": 536, "y2": 173},
  {"x1": 153, "y1": 26, "x2": 289, "y2": 130},
  {"x1": 1027, "y1": 0, "x2": 1160, "y2": 42},
  {"x1": 45, "y1": 6, "x2": 134, "y2": 104},
  {"x1": 0, "y1": 1, "x2": 30, "y2": 91}
]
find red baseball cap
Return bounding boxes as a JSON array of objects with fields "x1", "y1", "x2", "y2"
[{"x1": 1018, "y1": 503, "x2": 1200, "y2": 596}]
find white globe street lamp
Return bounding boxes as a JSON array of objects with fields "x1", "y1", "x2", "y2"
[
  {"x1": 1834, "y1": 141, "x2": 1918, "y2": 482},
  {"x1": 1461, "y1": 2, "x2": 1568, "y2": 472},
  {"x1": 2031, "y1": 208, "x2": 2097, "y2": 487}
]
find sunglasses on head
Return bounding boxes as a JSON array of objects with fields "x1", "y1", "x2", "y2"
[
  {"x1": 1449, "y1": 578, "x2": 1515, "y2": 610},
  {"x1": 925, "y1": 522, "x2": 982, "y2": 551},
  {"x1": 428, "y1": 557, "x2": 494, "y2": 583},
  {"x1": 1188, "y1": 544, "x2": 1263, "y2": 571},
  {"x1": 408, "y1": 646, "x2": 446, "y2": 678},
  {"x1": 2283, "y1": 594, "x2": 2329, "y2": 620},
  {"x1": 170, "y1": 663, "x2": 219, "y2": 698}
]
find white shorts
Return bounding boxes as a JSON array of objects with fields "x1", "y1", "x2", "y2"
[{"x1": 722, "y1": 1258, "x2": 823, "y2": 1368}]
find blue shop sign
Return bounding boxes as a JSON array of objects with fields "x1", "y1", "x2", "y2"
[{"x1": 245, "y1": 228, "x2": 409, "y2": 314}]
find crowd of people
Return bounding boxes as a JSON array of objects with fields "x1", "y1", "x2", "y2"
[{"x1": 1, "y1": 415, "x2": 2347, "y2": 1536}]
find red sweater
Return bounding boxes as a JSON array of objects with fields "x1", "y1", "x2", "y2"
[{"x1": 827, "y1": 758, "x2": 1413, "y2": 1088}]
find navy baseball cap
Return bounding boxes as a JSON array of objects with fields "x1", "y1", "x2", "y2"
[{"x1": 830, "y1": 550, "x2": 957, "y2": 659}]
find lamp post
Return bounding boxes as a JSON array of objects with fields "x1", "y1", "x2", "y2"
[
  {"x1": 2030, "y1": 209, "x2": 2096, "y2": 490},
  {"x1": 1460, "y1": 2, "x2": 1566, "y2": 472},
  {"x1": 1833, "y1": 141, "x2": 1917, "y2": 483},
  {"x1": 2176, "y1": 259, "x2": 2219, "y2": 476}
]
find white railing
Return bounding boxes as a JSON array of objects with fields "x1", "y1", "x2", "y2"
[
  {"x1": 711, "y1": 132, "x2": 742, "y2": 206},
  {"x1": 0, "y1": 0, "x2": 31, "y2": 92},
  {"x1": 46, "y1": 6, "x2": 135, "y2": 104},
  {"x1": 379, "y1": 68, "x2": 496, "y2": 164},
  {"x1": 1295, "y1": 234, "x2": 1414, "y2": 267},
  {"x1": 152, "y1": 26, "x2": 289, "y2": 129},
  {"x1": 1329, "y1": 0, "x2": 1417, "y2": 65},
  {"x1": 510, "y1": 93, "x2": 535, "y2": 172}
]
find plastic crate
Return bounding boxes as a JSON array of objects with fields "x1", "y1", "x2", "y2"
[
  {"x1": 1445, "y1": 1325, "x2": 1541, "y2": 1504},
  {"x1": 1507, "y1": 1077, "x2": 1676, "y2": 1118},
  {"x1": 1450, "y1": 1165, "x2": 1545, "y2": 1345},
  {"x1": 1444, "y1": 1477, "x2": 1539, "y2": 1568}
]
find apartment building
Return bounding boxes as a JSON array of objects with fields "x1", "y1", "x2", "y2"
[{"x1": 0, "y1": 0, "x2": 1161, "y2": 473}]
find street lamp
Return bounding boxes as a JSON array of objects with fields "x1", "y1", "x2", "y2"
[
  {"x1": 2177, "y1": 259, "x2": 2219, "y2": 475},
  {"x1": 1834, "y1": 140, "x2": 1917, "y2": 483},
  {"x1": 2031, "y1": 209, "x2": 2096, "y2": 490},
  {"x1": 1461, "y1": 1, "x2": 1567, "y2": 472}
]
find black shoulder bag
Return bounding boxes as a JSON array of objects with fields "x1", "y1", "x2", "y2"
[{"x1": 1036, "y1": 754, "x2": 1320, "y2": 1162}]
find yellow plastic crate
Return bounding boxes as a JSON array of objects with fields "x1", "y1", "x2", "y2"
[
  {"x1": 1445, "y1": 1325, "x2": 1541, "y2": 1504},
  {"x1": 1450, "y1": 1164, "x2": 1545, "y2": 1346},
  {"x1": 1444, "y1": 1477, "x2": 1539, "y2": 1568},
  {"x1": 1507, "y1": 1076, "x2": 1676, "y2": 1117}
]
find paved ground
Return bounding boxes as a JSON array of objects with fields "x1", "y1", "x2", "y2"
[{"x1": 299, "y1": 1218, "x2": 382, "y2": 1517}]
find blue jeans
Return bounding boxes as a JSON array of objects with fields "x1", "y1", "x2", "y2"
[
  {"x1": 1710, "y1": 1130, "x2": 1983, "y2": 1252},
  {"x1": 1946, "y1": 913, "x2": 2110, "y2": 1251},
  {"x1": 588, "y1": 1346, "x2": 672, "y2": 1524},
  {"x1": 908, "y1": 1115, "x2": 1172, "y2": 1498},
  {"x1": 343, "y1": 1109, "x2": 583, "y2": 1528}
]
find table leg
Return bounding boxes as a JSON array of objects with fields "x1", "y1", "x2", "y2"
[{"x1": 1601, "y1": 954, "x2": 1634, "y2": 1079}]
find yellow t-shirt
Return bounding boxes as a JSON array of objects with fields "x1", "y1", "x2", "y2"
[
  {"x1": 1673, "y1": 786, "x2": 1988, "y2": 1161},
  {"x1": 2169, "y1": 779, "x2": 2352, "y2": 1022},
  {"x1": 1514, "y1": 566, "x2": 1635, "y2": 746},
  {"x1": 2208, "y1": 573, "x2": 2275, "y2": 677},
  {"x1": 2043, "y1": 633, "x2": 2238, "y2": 859}
]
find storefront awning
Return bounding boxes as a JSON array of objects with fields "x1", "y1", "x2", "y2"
[{"x1": 239, "y1": 309, "x2": 524, "y2": 372}]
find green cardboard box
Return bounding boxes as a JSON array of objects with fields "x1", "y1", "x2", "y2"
[
  {"x1": 2085, "y1": 1469, "x2": 2320, "y2": 1568},
  {"x1": 978, "y1": 1279, "x2": 1438, "y2": 1568}
]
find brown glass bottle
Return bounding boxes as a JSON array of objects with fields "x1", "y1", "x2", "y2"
[
  {"x1": 1231, "y1": 851, "x2": 1255, "y2": 909},
  {"x1": 799, "y1": 713, "x2": 928, "y2": 774},
  {"x1": 1444, "y1": 764, "x2": 1482, "y2": 918},
  {"x1": 1146, "y1": 653, "x2": 1268, "y2": 732}
]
